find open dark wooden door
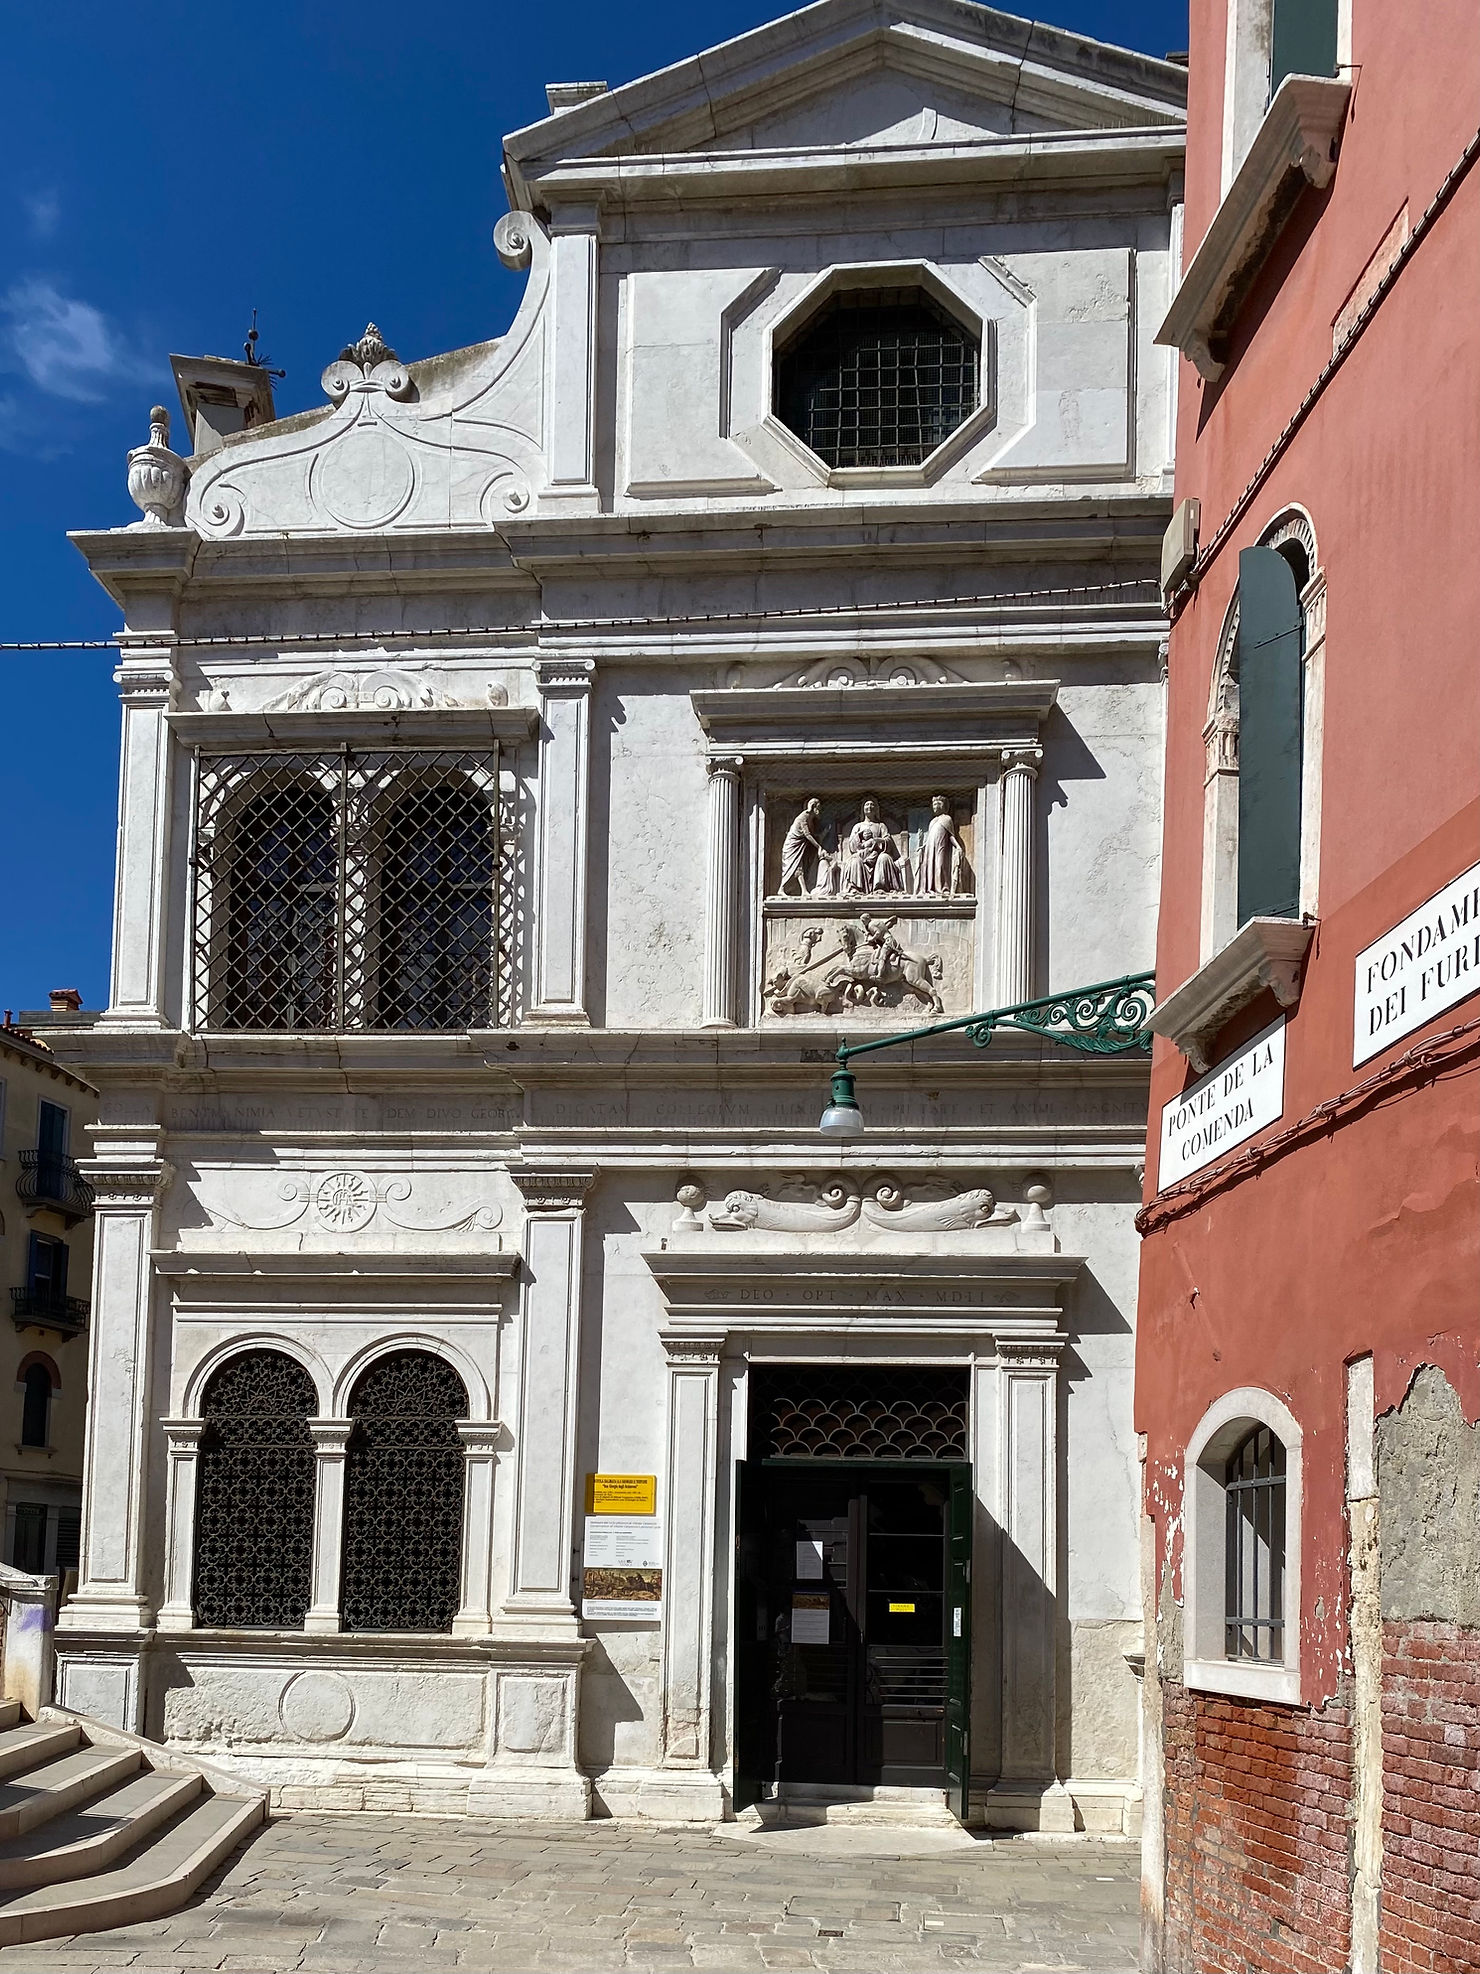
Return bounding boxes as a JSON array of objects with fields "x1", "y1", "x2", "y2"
[
  {"x1": 731, "y1": 1460, "x2": 770, "y2": 1812},
  {"x1": 943, "y1": 1461, "x2": 973, "y2": 1825}
]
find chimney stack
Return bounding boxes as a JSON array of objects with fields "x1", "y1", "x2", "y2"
[
  {"x1": 170, "y1": 352, "x2": 278, "y2": 457},
  {"x1": 48, "y1": 989, "x2": 83, "y2": 1014}
]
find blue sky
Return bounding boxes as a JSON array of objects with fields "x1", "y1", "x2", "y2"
[{"x1": 0, "y1": 0, "x2": 1186, "y2": 1017}]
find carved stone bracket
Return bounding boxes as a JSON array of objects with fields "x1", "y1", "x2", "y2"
[{"x1": 513, "y1": 1169, "x2": 596, "y2": 1215}]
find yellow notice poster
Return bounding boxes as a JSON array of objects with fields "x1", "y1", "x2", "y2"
[{"x1": 586, "y1": 1473, "x2": 657, "y2": 1516}]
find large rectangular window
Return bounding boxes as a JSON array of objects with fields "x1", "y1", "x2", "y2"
[{"x1": 191, "y1": 747, "x2": 503, "y2": 1033}]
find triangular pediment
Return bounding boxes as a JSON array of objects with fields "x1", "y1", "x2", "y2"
[{"x1": 505, "y1": 0, "x2": 1185, "y2": 191}]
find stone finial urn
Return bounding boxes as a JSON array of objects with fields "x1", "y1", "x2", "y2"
[{"x1": 126, "y1": 404, "x2": 187, "y2": 526}]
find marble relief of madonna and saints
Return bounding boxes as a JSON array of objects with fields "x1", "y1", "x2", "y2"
[{"x1": 764, "y1": 794, "x2": 976, "y2": 1020}]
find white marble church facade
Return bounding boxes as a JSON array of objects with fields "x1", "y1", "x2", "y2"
[{"x1": 52, "y1": 0, "x2": 1184, "y2": 1830}]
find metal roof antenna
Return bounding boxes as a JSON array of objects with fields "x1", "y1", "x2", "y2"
[{"x1": 243, "y1": 310, "x2": 286, "y2": 380}]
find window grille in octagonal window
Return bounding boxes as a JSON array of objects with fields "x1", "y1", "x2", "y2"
[
  {"x1": 193, "y1": 1350, "x2": 317, "y2": 1629},
  {"x1": 340, "y1": 1350, "x2": 469, "y2": 1633},
  {"x1": 775, "y1": 287, "x2": 979, "y2": 469}
]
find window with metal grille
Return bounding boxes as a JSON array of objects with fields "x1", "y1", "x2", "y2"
[
  {"x1": 193, "y1": 748, "x2": 500, "y2": 1031},
  {"x1": 193, "y1": 1350, "x2": 317, "y2": 1630},
  {"x1": 775, "y1": 288, "x2": 979, "y2": 469},
  {"x1": 1224, "y1": 1424, "x2": 1286, "y2": 1661},
  {"x1": 378, "y1": 785, "x2": 496, "y2": 1029},
  {"x1": 20, "y1": 1365, "x2": 51, "y2": 1448},
  {"x1": 749, "y1": 1365, "x2": 969, "y2": 1461},
  {"x1": 340, "y1": 1351, "x2": 468, "y2": 1633}
]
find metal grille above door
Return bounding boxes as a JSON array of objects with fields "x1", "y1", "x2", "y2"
[
  {"x1": 749, "y1": 1365, "x2": 969, "y2": 1461},
  {"x1": 340, "y1": 1350, "x2": 469, "y2": 1633},
  {"x1": 193, "y1": 1350, "x2": 317, "y2": 1629},
  {"x1": 191, "y1": 747, "x2": 501, "y2": 1032}
]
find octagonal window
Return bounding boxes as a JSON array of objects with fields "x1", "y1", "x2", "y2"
[{"x1": 775, "y1": 286, "x2": 980, "y2": 470}]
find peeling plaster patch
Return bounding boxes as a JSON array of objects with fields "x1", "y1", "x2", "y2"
[{"x1": 1378, "y1": 1364, "x2": 1480, "y2": 1625}]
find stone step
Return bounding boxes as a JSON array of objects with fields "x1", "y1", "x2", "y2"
[
  {"x1": 0, "y1": 1723, "x2": 81, "y2": 1782},
  {"x1": 0, "y1": 1703, "x2": 21, "y2": 1734},
  {"x1": 749, "y1": 1786, "x2": 960, "y2": 1830},
  {"x1": 0, "y1": 1791, "x2": 264, "y2": 1946},
  {"x1": 0, "y1": 1745, "x2": 143, "y2": 1840},
  {"x1": 0, "y1": 1770, "x2": 202, "y2": 1890}
]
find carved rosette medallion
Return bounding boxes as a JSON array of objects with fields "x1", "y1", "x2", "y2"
[{"x1": 313, "y1": 1171, "x2": 377, "y2": 1232}]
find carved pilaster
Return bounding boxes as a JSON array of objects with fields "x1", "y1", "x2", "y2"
[
  {"x1": 542, "y1": 202, "x2": 602, "y2": 516},
  {"x1": 103, "y1": 649, "x2": 180, "y2": 1029},
  {"x1": 503, "y1": 1168, "x2": 596, "y2": 1633},
  {"x1": 702, "y1": 757, "x2": 744, "y2": 1028},
  {"x1": 661, "y1": 1334, "x2": 725, "y2": 1779},
  {"x1": 60, "y1": 1151, "x2": 173, "y2": 1647},
  {"x1": 528, "y1": 657, "x2": 593, "y2": 1025},
  {"x1": 304, "y1": 1421, "x2": 354, "y2": 1634},
  {"x1": 455, "y1": 1421, "x2": 502, "y2": 1636},
  {"x1": 156, "y1": 1420, "x2": 206, "y2": 1632}
]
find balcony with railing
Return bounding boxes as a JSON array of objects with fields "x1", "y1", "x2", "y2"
[
  {"x1": 15, "y1": 1152, "x2": 94, "y2": 1226},
  {"x1": 10, "y1": 1288, "x2": 89, "y2": 1338}
]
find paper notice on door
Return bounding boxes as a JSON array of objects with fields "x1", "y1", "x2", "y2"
[
  {"x1": 795, "y1": 1538, "x2": 824, "y2": 1581},
  {"x1": 790, "y1": 1593, "x2": 830, "y2": 1644}
]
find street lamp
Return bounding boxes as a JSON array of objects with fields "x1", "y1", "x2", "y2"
[
  {"x1": 816, "y1": 972, "x2": 1157, "y2": 1136},
  {"x1": 818, "y1": 1064, "x2": 866, "y2": 1139}
]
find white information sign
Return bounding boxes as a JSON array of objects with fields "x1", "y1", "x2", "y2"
[
  {"x1": 795, "y1": 1539, "x2": 824, "y2": 1581},
  {"x1": 1353, "y1": 859, "x2": 1480, "y2": 1066},
  {"x1": 581, "y1": 1515, "x2": 663, "y2": 1624},
  {"x1": 790, "y1": 1596, "x2": 831, "y2": 1644},
  {"x1": 1158, "y1": 1016, "x2": 1286, "y2": 1189}
]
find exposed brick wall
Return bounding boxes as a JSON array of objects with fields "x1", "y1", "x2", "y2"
[
  {"x1": 1160, "y1": 1681, "x2": 1351, "y2": 1974},
  {"x1": 1380, "y1": 1620, "x2": 1480, "y2": 1973}
]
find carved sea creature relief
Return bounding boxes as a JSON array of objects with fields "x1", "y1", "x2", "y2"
[
  {"x1": 701, "y1": 1174, "x2": 1017, "y2": 1235},
  {"x1": 767, "y1": 916, "x2": 944, "y2": 1017}
]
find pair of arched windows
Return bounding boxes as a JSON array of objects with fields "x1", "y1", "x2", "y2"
[
  {"x1": 197, "y1": 751, "x2": 498, "y2": 1033},
  {"x1": 191, "y1": 1348, "x2": 468, "y2": 1632}
]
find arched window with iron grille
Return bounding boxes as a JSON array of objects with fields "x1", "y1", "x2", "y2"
[
  {"x1": 193, "y1": 1350, "x2": 317, "y2": 1629},
  {"x1": 375, "y1": 784, "x2": 497, "y2": 1030},
  {"x1": 340, "y1": 1350, "x2": 468, "y2": 1632},
  {"x1": 218, "y1": 785, "x2": 336, "y2": 1029},
  {"x1": 1224, "y1": 1423, "x2": 1287, "y2": 1661}
]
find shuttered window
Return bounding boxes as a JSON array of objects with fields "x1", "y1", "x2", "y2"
[
  {"x1": 1269, "y1": 0, "x2": 1339, "y2": 99},
  {"x1": 1236, "y1": 545, "x2": 1304, "y2": 925}
]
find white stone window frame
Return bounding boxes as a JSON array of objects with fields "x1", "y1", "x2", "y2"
[
  {"x1": 1220, "y1": 0, "x2": 1354, "y2": 193},
  {"x1": 763, "y1": 262, "x2": 1000, "y2": 491},
  {"x1": 1183, "y1": 1385, "x2": 1303, "y2": 1705},
  {"x1": 157, "y1": 1314, "x2": 504, "y2": 1641},
  {"x1": 1200, "y1": 504, "x2": 1326, "y2": 964}
]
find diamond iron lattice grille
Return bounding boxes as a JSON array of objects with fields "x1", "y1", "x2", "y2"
[
  {"x1": 193, "y1": 1350, "x2": 317, "y2": 1630},
  {"x1": 340, "y1": 1350, "x2": 468, "y2": 1633},
  {"x1": 776, "y1": 289, "x2": 979, "y2": 469},
  {"x1": 193, "y1": 748, "x2": 500, "y2": 1031},
  {"x1": 750, "y1": 1365, "x2": 969, "y2": 1461}
]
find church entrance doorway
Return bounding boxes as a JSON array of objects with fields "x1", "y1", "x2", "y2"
[{"x1": 732, "y1": 1366, "x2": 972, "y2": 1820}]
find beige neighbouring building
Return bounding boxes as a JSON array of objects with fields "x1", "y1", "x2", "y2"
[
  {"x1": 45, "y1": 0, "x2": 1184, "y2": 1830},
  {"x1": 0, "y1": 1008, "x2": 96, "y2": 1581}
]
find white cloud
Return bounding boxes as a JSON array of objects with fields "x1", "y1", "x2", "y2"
[{"x1": 0, "y1": 279, "x2": 123, "y2": 401}]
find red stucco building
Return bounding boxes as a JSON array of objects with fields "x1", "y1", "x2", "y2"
[{"x1": 1136, "y1": 4, "x2": 1480, "y2": 1970}]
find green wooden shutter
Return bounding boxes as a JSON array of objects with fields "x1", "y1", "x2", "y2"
[
  {"x1": 1270, "y1": 0, "x2": 1339, "y2": 97},
  {"x1": 1237, "y1": 546, "x2": 1304, "y2": 925}
]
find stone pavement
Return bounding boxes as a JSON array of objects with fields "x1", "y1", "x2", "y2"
[{"x1": 0, "y1": 1813, "x2": 1141, "y2": 1973}]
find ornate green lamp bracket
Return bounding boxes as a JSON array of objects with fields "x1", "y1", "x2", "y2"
[{"x1": 834, "y1": 971, "x2": 1157, "y2": 1070}]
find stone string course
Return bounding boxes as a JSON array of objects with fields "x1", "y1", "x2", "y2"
[{"x1": 1379, "y1": 1620, "x2": 1480, "y2": 1973}]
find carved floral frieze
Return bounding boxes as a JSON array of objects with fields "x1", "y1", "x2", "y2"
[{"x1": 201, "y1": 1171, "x2": 503, "y2": 1236}]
